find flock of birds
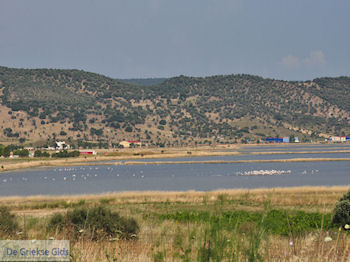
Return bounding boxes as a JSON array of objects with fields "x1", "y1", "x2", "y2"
[
  {"x1": 237, "y1": 169, "x2": 292, "y2": 176},
  {"x1": 0, "y1": 165, "x2": 322, "y2": 184},
  {"x1": 236, "y1": 169, "x2": 319, "y2": 176},
  {"x1": 0, "y1": 166, "x2": 147, "y2": 184}
]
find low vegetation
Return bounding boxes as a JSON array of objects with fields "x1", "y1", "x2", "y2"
[
  {"x1": 0, "y1": 206, "x2": 18, "y2": 237},
  {"x1": 0, "y1": 187, "x2": 350, "y2": 261},
  {"x1": 332, "y1": 189, "x2": 350, "y2": 227},
  {"x1": 51, "y1": 150, "x2": 80, "y2": 158},
  {"x1": 48, "y1": 205, "x2": 139, "y2": 240}
]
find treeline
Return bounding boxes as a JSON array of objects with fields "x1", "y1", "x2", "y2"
[
  {"x1": 0, "y1": 144, "x2": 27, "y2": 157},
  {"x1": 34, "y1": 150, "x2": 80, "y2": 158},
  {"x1": 0, "y1": 144, "x2": 81, "y2": 158}
]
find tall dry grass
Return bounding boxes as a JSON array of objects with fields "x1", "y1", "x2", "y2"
[{"x1": 1, "y1": 186, "x2": 350, "y2": 261}]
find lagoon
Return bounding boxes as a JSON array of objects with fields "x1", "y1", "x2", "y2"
[
  {"x1": 1, "y1": 144, "x2": 350, "y2": 196},
  {"x1": 0, "y1": 159, "x2": 349, "y2": 196}
]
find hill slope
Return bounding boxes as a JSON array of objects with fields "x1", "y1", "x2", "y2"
[{"x1": 0, "y1": 66, "x2": 349, "y2": 146}]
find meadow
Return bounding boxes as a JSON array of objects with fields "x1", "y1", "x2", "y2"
[{"x1": 1, "y1": 186, "x2": 350, "y2": 261}]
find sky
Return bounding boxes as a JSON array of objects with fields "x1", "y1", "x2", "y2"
[{"x1": 0, "y1": 0, "x2": 349, "y2": 80}]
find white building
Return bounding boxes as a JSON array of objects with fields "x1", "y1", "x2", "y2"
[{"x1": 56, "y1": 141, "x2": 70, "y2": 150}]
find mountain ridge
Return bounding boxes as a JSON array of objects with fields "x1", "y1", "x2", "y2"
[{"x1": 0, "y1": 66, "x2": 349, "y2": 146}]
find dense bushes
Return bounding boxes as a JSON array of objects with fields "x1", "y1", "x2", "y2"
[
  {"x1": 0, "y1": 206, "x2": 18, "y2": 236},
  {"x1": 332, "y1": 190, "x2": 350, "y2": 227},
  {"x1": 13, "y1": 149, "x2": 29, "y2": 157},
  {"x1": 34, "y1": 150, "x2": 50, "y2": 157},
  {"x1": 48, "y1": 205, "x2": 139, "y2": 240},
  {"x1": 0, "y1": 144, "x2": 24, "y2": 157},
  {"x1": 51, "y1": 150, "x2": 80, "y2": 158}
]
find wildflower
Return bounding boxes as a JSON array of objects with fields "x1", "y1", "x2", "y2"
[
  {"x1": 79, "y1": 229, "x2": 84, "y2": 233},
  {"x1": 289, "y1": 241, "x2": 293, "y2": 246},
  {"x1": 49, "y1": 237, "x2": 55, "y2": 240},
  {"x1": 344, "y1": 224, "x2": 350, "y2": 230},
  {"x1": 324, "y1": 236, "x2": 332, "y2": 242}
]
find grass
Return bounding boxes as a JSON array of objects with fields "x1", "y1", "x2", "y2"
[{"x1": 1, "y1": 187, "x2": 350, "y2": 261}]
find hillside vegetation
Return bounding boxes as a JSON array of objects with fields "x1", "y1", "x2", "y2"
[{"x1": 0, "y1": 66, "x2": 349, "y2": 145}]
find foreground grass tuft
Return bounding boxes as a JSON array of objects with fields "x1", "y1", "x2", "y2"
[
  {"x1": 48, "y1": 205, "x2": 139, "y2": 241},
  {"x1": 0, "y1": 206, "x2": 18, "y2": 237}
]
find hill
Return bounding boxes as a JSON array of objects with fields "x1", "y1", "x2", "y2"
[{"x1": 0, "y1": 66, "x2": 349, "y2": 146}]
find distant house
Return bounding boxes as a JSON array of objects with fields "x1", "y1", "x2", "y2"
[
  {"x1": 119, "y1": 140, "x2": 142, "y2": 148},
  {"x1": 329, "y1": 136, "x2": 350, "y2": 142},
  {"x1": 56, "y1": 141, "x2": 70, "y2": 150},
  {"x1": 120, "y1": 141, "x2": 131, "y2": 148}
]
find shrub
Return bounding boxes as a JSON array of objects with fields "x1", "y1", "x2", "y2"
[
  {"x1": 339, "y1": 190, "x2": 350, "y2": 202},
  {"x1": 13, "y1": 149, "x2": 29, "y2": 157},
  {"x1": 51, "y1": 150, "x2": 80, "y2": 158},
  {"x1": 332, "y1": 199, "x2": 350, "y2": 227},
  {"x1": 0, "y1": 206, "x2": 18, "y2": 236},
  {"x1": 59, "y1": 131, "x2": 67, "y2": 136},
  {"x1": 48, "y1": 205, "x2": 139, "y2": 240},
  {"x1": 34, "y1": 150, "x2": 42, "y2": 157}
]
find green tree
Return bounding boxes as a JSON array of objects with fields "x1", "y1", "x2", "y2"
[{"x1": 3, "y1": 147, "x2": 11, "y2": 157}]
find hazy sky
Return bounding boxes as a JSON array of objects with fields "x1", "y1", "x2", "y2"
[{"x1": 1, "y1": 0, "x2": 349, "y2": 80}]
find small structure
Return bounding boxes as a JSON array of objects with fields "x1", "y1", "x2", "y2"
[
  {"x1": 120, "y1": 141, "x2": 131, "y2": 148},
  {"x1": 56, "y1": 141, "x2": 70, "y2": 150},
  {"x1": 283, "y1": 137, "x2": 290, "y2": 143},
  {"x1": 265, "y1": 137, "x2": 283, "y2": 143},
  {"x1": 128, "y1": 140, "x2": 141, "y2": 146},
  {"x1": 119, "y1": 140, "x2": 142, "y2": 148},
  {"x1": 328, "y1": 136, "x2": 350, "y2": 142},
  {"x1": 80, "y1": 150, "x2": 97, "y2": 155},
  {"x1": 44, "y1": 146, "x2": 56, "y2": 151}
]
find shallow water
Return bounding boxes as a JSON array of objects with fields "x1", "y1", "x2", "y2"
[
  {"x1": 129, "y1": 152, "x2": 350, "y2": 162},
  {"x1": 1, "y1": 144, "x2": 350, "y2": 196},
  {"x1": 0, "y1": 159, "x2": 349, "y2": 196},
  {"x1": 236, "y1": 143, "x2": 350, "y2": 153}
]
